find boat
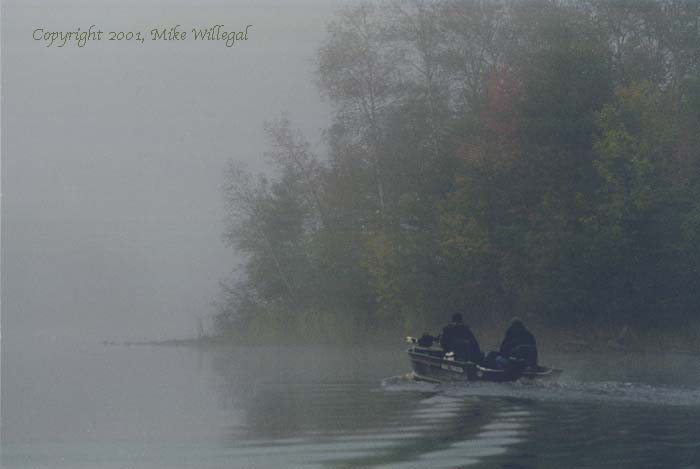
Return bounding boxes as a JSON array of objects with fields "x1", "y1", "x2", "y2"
[{"x1": 406, "y1": 336, "x2": 562, "y2": 383}]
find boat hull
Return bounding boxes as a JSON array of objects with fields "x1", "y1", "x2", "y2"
[
  {"x1": 408, "y1": 347, "x2": 522, "y2": 383},
  {"x1": 520, "y1": 366, "x2": 563, "y2": 379}
]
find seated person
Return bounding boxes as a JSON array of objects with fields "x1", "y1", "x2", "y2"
[
  {"x1": 439, "y1": 313, "x2": 483, "y2": 363},
  {"x1": 499, "y1": 317, "x2": 538, "y2": 367}
]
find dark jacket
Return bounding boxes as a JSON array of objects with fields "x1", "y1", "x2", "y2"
[
  {"x1": 499, "y1": 323, "x2": 538, "y2": 367},
  {"x1": 440, "y1": 322, "x2": 482, "y2": 362}
]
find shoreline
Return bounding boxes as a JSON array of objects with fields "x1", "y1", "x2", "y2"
[{"x1": 107, "y1": 324, "x2": 700, "y2": 355}]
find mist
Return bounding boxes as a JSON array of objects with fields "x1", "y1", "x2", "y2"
[
  {"x1": 4, "y1": 2, "x2": 700, "y2": 469},
  {"x1": 2, "y1": 0, "x2": 340, "y2": 343}
]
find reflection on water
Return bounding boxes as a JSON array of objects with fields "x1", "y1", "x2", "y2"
[{"x1": 3, "y1": 343, "x2": 700, "y2": 468}]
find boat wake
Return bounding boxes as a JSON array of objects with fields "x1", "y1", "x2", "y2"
[
  {"x1": 382, "y1": 373, "x2": 700, "y2": 407},
  {"x1": 381, "y1": 373, "x2": 440, "y2": 392}
]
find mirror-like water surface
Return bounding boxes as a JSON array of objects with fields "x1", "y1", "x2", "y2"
[{"x1": 3, "y1": 342, "x2": 700, "y2": 468}]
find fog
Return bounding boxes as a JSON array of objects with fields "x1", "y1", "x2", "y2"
[{"x1": 1, "y1": 0, "x2": 344, "y2": 343}]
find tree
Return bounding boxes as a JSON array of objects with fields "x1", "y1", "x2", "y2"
[
  {"x1": 216, "y1": 0, "x2": 700, "y2": 341},
  {"x1": 317, "y1": 2, "x2": 404, "y2": 224}
]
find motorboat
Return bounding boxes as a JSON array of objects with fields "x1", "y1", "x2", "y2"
[{"x1": 406, "y1": 336, "x2": 562, "y2": 383}]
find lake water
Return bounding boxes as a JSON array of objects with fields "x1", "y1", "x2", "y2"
[{"x1": 3, "y1": 341, "x2": 700, "y2": 468}]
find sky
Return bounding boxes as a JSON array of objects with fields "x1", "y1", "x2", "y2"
[{"x1": 2, "y1": 0, "x2": 341, "y2": 343}]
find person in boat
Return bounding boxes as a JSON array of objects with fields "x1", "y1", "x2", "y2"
[
  {"x1": 439, "y1": 313, "x2": 483, "y2": 363},
  {"x1": 499, "y1": 317, "x2": 538, "y2": 367}
]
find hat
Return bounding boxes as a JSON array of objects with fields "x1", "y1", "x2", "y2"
[{"x1": 451, "y1": 313, "x2": 464, "y2": 323}]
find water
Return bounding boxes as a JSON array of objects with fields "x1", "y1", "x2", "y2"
[{"x1": 3, "y1": 341, "x2": 700, "y2": 468}]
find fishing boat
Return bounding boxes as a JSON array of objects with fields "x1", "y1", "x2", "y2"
[{"x1": 406, "y1": 336, "x2": 562, "y2": 383}]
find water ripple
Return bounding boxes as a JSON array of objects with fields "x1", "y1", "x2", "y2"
[{"x1": 382, "y1": 372, "x2": 700, "y2": 407}]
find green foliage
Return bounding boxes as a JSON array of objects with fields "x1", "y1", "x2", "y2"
[{"x1": 217, "y1": 0, "x2": 700, "y2": 342}]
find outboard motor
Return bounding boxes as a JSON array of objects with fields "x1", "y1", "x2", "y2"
[{"x1": 417, "y1": 334, "x2": 436, "y2": 347}]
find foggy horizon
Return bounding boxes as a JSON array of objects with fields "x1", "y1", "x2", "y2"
[{"x1": 2, "y1": 0, "x2": 341, "y2": 343}]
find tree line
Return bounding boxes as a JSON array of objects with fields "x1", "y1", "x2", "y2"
[{"x1": 216, "y1": 0, "x2": 700, "y2": 342}]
